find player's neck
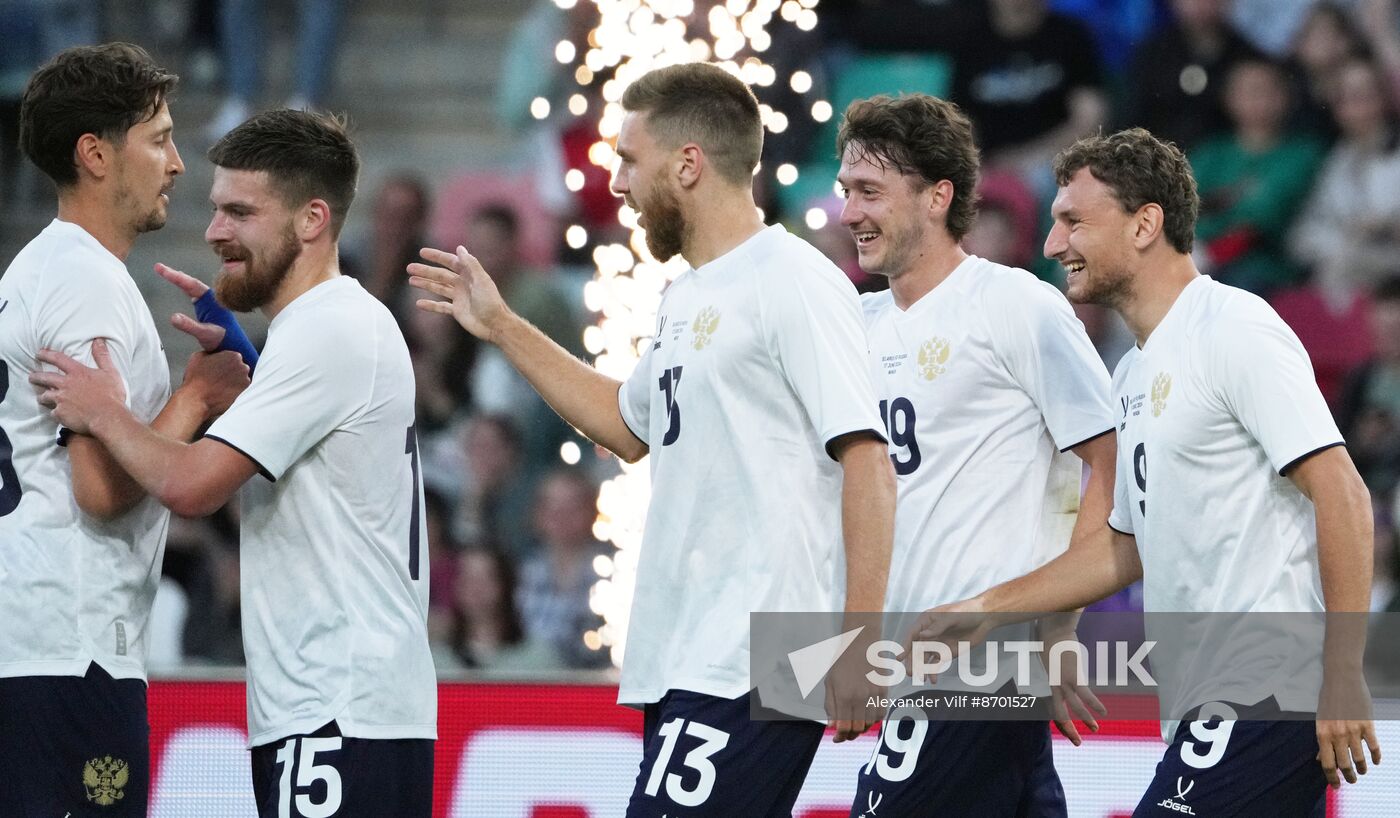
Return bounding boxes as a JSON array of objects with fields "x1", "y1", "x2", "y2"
[
  {"x1": 888, "y1": 242, "x2": 968, "y2": 311},
  {"x1": 262, "y1": 244, "x2": 342, "y2": 320},
  {"x1": 1120, "y1": 253, "x2": 1201, "y2": 347},
  {"x1": 681, "y1": 188, "x2": 764, "y2": 269},
  {"x1": 56, "y1": 193, "x2": 136, "y2": 261}
]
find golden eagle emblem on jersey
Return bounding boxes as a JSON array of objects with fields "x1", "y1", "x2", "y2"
[
  {"x1": 917, "y1": 337, "x2": 951, "y2": 380},
  {"x1": 1151, "y1": 372, "x2": 1172, "y2": 416},
  {"x1": 692, "y1": 306, "x2": 721, "y2": 350},
  {"x1": 83, "y1": 755, "x2": 129, "y2": 806}
]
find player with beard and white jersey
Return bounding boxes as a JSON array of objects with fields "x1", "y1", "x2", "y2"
[
  {"x1": 0, "y1": 44, "x2": 251, "y2": 818},
  {"x1": 407, "y1": 63, "x2": 896, "y2": 817},
  {"x1": 835, "y1": 95, "x2": 1117, "y2": 818},
  {"x1": 32, "y1": 110, "x2": 436, "y2": 818},
  {"x1": 918, "y1": 129, "x2": 1382, "y2": 816}
]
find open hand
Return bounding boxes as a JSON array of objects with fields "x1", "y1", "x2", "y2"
[
  {"x1": 407, "y1": 246, "x2": 509, "y2": 342},
  {"x1": 29, "y1": 339, "x2": 127, "y2": 435}
]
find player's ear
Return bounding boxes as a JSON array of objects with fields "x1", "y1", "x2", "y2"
[
  {"x1": 676, "y1": 143, "x2": 703, "y2": 189},
  {"x1": 1132, "y1": 203, "x2": 1165, "y2": 251},
  {"x1": 298, "y1": 198, "x2": 333, "y2": 242},
  {"x1": 73, "y1": 133, "x2": 111, "y2": 182},
  {"x1": 927, "y1": 179, "x2": 954, "y2": 225}
]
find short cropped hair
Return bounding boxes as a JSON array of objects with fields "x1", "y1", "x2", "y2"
[
  {"x1": 837, "y1": 94, "x2": 981, "y2": 240},
  {"x1": 1053, "y1": 128, "x2": 1199, "y2": 254},
  {"x1": 19, "y1": 43, "x2": 178, "y2": 188},
  {"x1": 208, "y1": 109, "x2": 360, "y2": 237},
  {"x1": 621, "y1": 63, "x2": 763, "y2": 185}
]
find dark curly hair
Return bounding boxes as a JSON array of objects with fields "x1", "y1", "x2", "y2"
[
  {"x1": 836, "y1": 94, "x2": 981, "y2": 240},
  {"x1": 1053, "y1": 128, "x2": 1200, "y2": 254},
  {"x1": 19, "y1": 43, "x2": 178, "y2": 189}
]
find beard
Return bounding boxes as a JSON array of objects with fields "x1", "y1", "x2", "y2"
[
  {"x1": 863, "y1": 216, "x2": 927, "y2": 279},
  {"x1": 115, "y1": 176, "x2": 168, "y2": 235},
  {"x1": 639, "y1": 178, "x2": 687, "y2": 263},
  {"x1": 214, "y1": 225, "x2": 301, "y2": 312},
  {"x1": 1068, "y1": 263, "x2": 1134, "y2": 309}
]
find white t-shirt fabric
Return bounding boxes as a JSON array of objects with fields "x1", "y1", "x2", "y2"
[
  {"x1": 864, "y1": 256, "x2": 1114, "y2": 613},
  {"x1": 206, "y1": 276, "x2": 436, "y2": 747},
  {"x1": 616, "y1": 224, "x2": 885, "y2": 706},
  {"x1": 1108, "y1": 275, "x2": 1341, "y2": 721},
  {"x1": 0, "y1": 219, "x2": 171, "y2": 681}
]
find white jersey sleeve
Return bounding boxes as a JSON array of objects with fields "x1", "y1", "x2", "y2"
[
  {"x1": 1205, "y1": 296, "x2": 1343, "y2": 474},
  {"x1": 984, "y1": 275, "x2": 1114, "y2": 452},
  {"x1": 759, "y1": 259, "x2": 884, "y2": 451},
  {"x1": 205, "y1": 318, "x2": 361, "y2": 480}
]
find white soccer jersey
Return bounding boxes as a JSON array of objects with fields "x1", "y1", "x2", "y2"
[
  {"x1": 617, "y1": 224, "x2": 885, "y2": 705},
  {"x1": 1108, "y1": 275, "x2": 1341, "y2": 717},
  {"x1": 205, "y1": 276, "x2": 435, "y2": 746},
  {"x1": 0, "y1": 219, "x2": 171, "y2": 681},
  {"x1": 864, "y1": 256, "x2": 1114, "y2": 616}
]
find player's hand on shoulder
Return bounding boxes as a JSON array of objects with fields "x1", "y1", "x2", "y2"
[
  {"x1": 29, "y1": 339, "x2": 127, "y2": 435},
  {"x1": 181, "y1": 349, "x2": 251, "y2": 418},
  {"x1": 407, "y1": 245, "x2": 509, "y2": 342}
]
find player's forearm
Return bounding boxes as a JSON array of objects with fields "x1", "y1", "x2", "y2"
[
  {"x1": 492, "y1": 310, "x2": 647, "y2": 462},
  {"x1": 980, "y1": 525, "x2": 1141, "y2": 615},
  {"x1": 839, "y1": 438, "x2": 895, "y2": 613},
  {"x1": 87, "y1": 407, "x2": 200, "y2": 516}
]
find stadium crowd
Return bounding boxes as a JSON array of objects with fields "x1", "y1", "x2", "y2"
[{"x1": 3, "y1": 0, "x2": 1400, "y2": 674}]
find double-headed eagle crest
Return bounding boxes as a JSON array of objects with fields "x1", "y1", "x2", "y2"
[
  {"x1": 918, "y1": 337, "x2": 951, "y2": 381},
  {"x1": 692, "y1": 306, "x2": 721, "y2": 350},
  {"x1": 1151, "y1": 372, "x2": 1172, "y2": 416},
  {"x1": 84, "y1": 755, "x2": 129, "y2": 806}
]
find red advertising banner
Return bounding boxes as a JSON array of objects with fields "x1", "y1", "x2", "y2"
[{"x1": 146, "y1": 681, "x2": 1397, "y2": 817}]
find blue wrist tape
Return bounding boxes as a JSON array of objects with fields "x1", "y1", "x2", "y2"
[{"x1": 194, "y1": 290, "x2": 259, "y2": 374}]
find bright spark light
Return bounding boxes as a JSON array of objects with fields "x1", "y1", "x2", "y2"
[
  {"x1": 804, "y1": 206, "x2": 827, "y2": 230},
  {"x1": 566, "y1": 0, "x2": 820, "y2": 667}
]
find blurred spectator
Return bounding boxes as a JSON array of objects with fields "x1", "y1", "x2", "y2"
[
  {"x1": 1125, "y1": 0, "x2": 1261, "y2": 151},
  {"x1": 452, "y1": 413, "x2": 537, "y2": 559},
  {"x1": 1287, "y1": 2, "x2": 1372, "y2": 140},
  {"x1": 1191, "y1": 57, "x2": 1325, "y2": 295},
  {"x1": 1290, "y1": 57, "x2": 1400, "y2": 300},
  {"x1": 347, "y1": 172, "x2": 430, "y2": 324},
  {"x1": 424, "y1": 487, "x2": 462, "y2": 651},
  {"x1": 516, "y1": 469, "x2": 611, "y2": 670},
  {"x1": 1374, "y1": 494, "x2": 1399, "y2": 610},
  {"x1": 1051, "y1": 0, "x2": 1166, "y2": 74},
  {"x1": 1335, "y1": 278, "x2": 1400, "y2": 492},
  {"x1": 207, "y1": 0, "x2": 346, "y2": 140},
  {"x1": 0, "y1": 0, "x2": 100, "y2": 204},
  {"x1": 963, "y1": 169, "x2": 1040, "y2": 269},
  {"x1": 436, "y1": 546, "x2": 560, "y2": 672},
  {"x1": 405, "y1": 306, "x2": 476, "y2": 435},
  {"x1": 467, "y1": 204, "x2": 584, "y2": 469},
  {"x1": 951, "y1": 0, "x2": 1107, "y2": 176},
  {"x1": 179, "y1": 508, "x2": 245, "y2": 666}
]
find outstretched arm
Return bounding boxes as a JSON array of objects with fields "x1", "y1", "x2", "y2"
[{"x1": 409, "y1": 246, "x2": 646, "y2": 461}]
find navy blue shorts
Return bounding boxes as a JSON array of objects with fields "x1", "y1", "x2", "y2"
[
  {"x1": 0, "y1": 662, "x2": 150, "y2": 817},
  {"x1": 626, "y1": 689, "x2": 824, "y2": 817},
  {"x1": 849, "y1": 712, "x2": 1065, "y2": 818},
  {"x1": 250, "y1": 721, "x2": 434, "y2": 818},
  {"x1": 1134, "y1": 706, "x2": 1325, "y2": 818}
]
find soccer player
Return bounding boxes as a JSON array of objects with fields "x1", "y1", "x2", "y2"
[
  {"x1": 836, "y1": 94, "x2": 1116, "y2": 816},
  {"x1": 31, "y1": 110, "x2": 437, "y2": 818},
  {"x1": 407, "y1": 62, "x2": 895, "y2": 816},
  {"x1": 916, "y1": 128, "x2": 1381, "y2": 814},
  {"x1": 0, "y1": 43, "x2": 251, "y2": 817}
]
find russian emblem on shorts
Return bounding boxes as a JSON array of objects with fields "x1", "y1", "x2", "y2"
[
  {"x1": 917, "y1": 337, "x2": 951, "y2": 380},
  {"x1": 83, "y1": 755, "x2": 129, "y2": 806},
  {"x1": 1151, "y1": 372, "x2": 1172, "y2": 416},
  {"x1": 692, "y1": 306, "x2": 721, "y2": 350}
]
